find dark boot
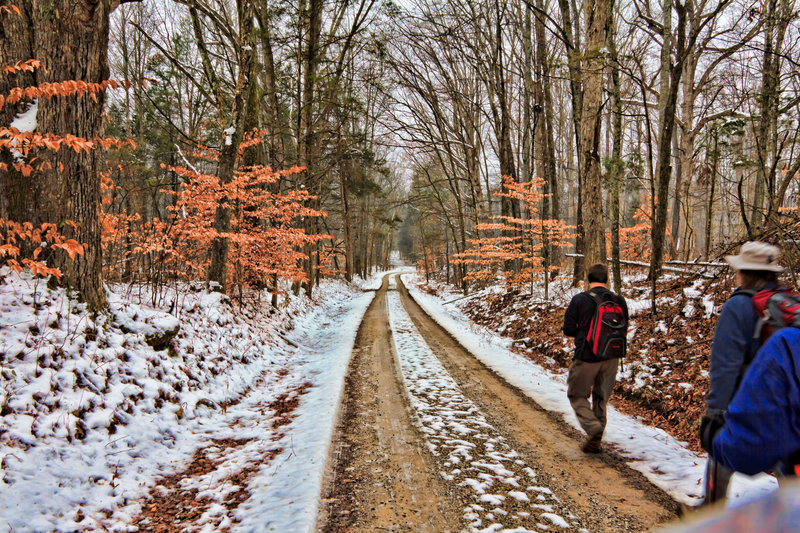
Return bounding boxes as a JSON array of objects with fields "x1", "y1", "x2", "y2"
[{"x1": 581, "y1": 433, "x2": 602, "y2": 454}]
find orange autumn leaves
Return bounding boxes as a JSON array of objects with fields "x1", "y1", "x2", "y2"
[
  {"x1": 0, "y1": 220, "x2": 84, "y2": 279},
  {"x1": 455, "y1": 177, "x2": 661, "y2": 290},
  {"x1": 455, "y1": 176, "x2": 574, "y2": 288},
  {"x1": 101, "y1": 134, "x2": 328, "y2": 294},
  {"x1": 1, "y1": 38, "x2": 327, "y2": 294}
]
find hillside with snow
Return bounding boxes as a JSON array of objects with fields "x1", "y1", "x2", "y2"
[{"x1": 0, "y1": 268, "x2": 380, "y2": 531}]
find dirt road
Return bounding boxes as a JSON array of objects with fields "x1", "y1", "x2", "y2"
[
  {"x1": 317, "y1": 276, "x2": 463, "y2": 532},
  {"x1": 318, "y1": 275, "x2": 680, "y2": 532}
]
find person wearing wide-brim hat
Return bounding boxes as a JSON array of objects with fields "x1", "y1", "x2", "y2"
[
  {"x1": 699, "y1": 241, "x2": 783, "y2": 506},
  {"x1": 724, "y1": 241, "x2": 785, "y2": 274}
]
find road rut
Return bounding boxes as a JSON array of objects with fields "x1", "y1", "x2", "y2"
[{"x1": 317, "y1": 276, "x2": 463, "y2": 532}]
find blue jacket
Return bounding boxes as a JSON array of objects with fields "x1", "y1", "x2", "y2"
[
  {"x1": 712, "y1": 328, "x2": 800, "y2": 475},
  {"x1": 705, "y1": 285, "x2": 776, "y2": 414}
]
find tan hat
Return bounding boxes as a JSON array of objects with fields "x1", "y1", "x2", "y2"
[{"x1": 725, "y1": 241, "x2": 784, "y2": 272}]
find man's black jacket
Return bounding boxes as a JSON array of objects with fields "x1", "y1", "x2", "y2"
[{"x1": 563, "y1": 286, "x2": 629, "y2": 362}]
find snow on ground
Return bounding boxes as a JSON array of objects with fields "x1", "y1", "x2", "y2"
[
  {"x1": 10, "y1": 100, "x2": 37, "y2": 133},
  {"x1": 233, "y1": 279, "x2": 375, "y2": 532},
  {"x1": 387, "y1": 290, "x2": 582, "y2": 532},
  {"x1": 0, "y1": 267, "x2": 381, "y2": 532},
  {"x1": 401, "y1": 273, "x2": 778, "y2": 507}
]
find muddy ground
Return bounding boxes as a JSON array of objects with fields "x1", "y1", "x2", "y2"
[{"x1": 317, "y1": 275, "x2": 682, "y2": 532}]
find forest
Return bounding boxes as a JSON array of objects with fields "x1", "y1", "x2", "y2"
[
  {"x1": 1, "y1": 0, "x2": 800, "y2": 531},
  {"x1": 1, "y1": 0, "x2": 798, "y2": 304}
]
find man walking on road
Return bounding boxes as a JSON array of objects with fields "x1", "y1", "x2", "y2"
[{"x1": 563, "y1": 263, "x2": 629, "y2": 453}]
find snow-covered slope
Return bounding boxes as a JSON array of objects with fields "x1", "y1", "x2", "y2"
[{"x1": 0, "y1": 268, "x2": 378, "y2": 531}]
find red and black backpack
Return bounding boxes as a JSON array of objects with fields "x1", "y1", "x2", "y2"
[
  {"x1": 736, "y1": 287, "x2": 800, "y2": 345},
  {"x1": 733, "y1": 288, "x2": 800, "y2": 476},
  {"x1": 586, "y1": 291, "x2": 628, "y2": 359}
]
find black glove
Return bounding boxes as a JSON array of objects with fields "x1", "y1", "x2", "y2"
[{"x1": 700, "y1": 414, "x2": 725, "y2": 454}]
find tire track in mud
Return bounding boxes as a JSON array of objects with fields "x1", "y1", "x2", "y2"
[
  {"x1": 317, "y1": 276, "x2": 463, "y2": 532},
  {"x1": 396, "y1": 275, "x2": 681, "y2": 531}
]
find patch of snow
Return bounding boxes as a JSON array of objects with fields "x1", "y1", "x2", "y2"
[
  {"x1": 541, "y1": 513, "x2": 569, "y2": 528},
  {"x1": 10, "y1": 100, "x2": 37, "y2": 132},
  {"x1": 508, "y1": 491, "x2": 530, "y2": 502},
  {"x1": 223, "y1": 126, "x2": 235, "y2": 146},
  {"x1": 480, "y1": 494, "x2": 506, "y2": 506},
  {"x1": 7, "y1": 100, "x2": 38, "y2": 160},
  {"x1": 702, "y1": 293, "x2": 717, "y2": 319}
]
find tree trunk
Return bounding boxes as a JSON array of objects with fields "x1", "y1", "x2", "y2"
[
  {"x1": 299, "y1": 0, "x2": 324, "y2": 295},
  {"x1": 608, "y1": 5, "x2": 623, "y2": 292},
  {"x1": 705, "y1": 125, "x2": 719, "y2": 259},
  {"x1": 487, "y1": 0, "x2": 518, "y2": 231},
  {"x1": 579, "y1": 0, "x2": 610, "y2": 276},
  {"x1": 558, "y1": 0, "x2": 585, "y2": 284},
  {"x1": 340, "y1": 171, "x2": 354, "y2": 282},
  {"x1": 1, "y1": 0, "x2": 125, "y2": 311},
  {"x1": 756, "y1": 0, "x2": 790, "y2": 232},
  {"x1": 207, "y1": 0, "x2": 256, "y2": 291},
  {"x1": 648, "y1": 2, "x2": 687, "y2": 282},
  {"x1": 256, "y1": 7, "x2": 288, "y2": 169},
  {"x1": 673, "y1": 49, "x2": 697, "y2": 257},
  {"x1": 535, "y1": 0, "x2": 560, "y2": 267}
]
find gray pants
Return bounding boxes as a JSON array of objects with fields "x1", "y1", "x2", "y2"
[{"x1": 567, "y1": 358, "x2": 619, "y2": 438}]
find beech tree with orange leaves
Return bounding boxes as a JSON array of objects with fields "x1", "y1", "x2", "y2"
[
  {"x1": 100, "y1": 134, "x2": 329, "y2": 305},
  {"x1": 456, "y1": 176, "x2": 573, "y2": 299}
]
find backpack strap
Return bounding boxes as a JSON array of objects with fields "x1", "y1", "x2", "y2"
[
  {"x1": 731, "y1": 287, "x2": 767, "y2": 351},
  {"x1": 587, "y1": 289, "x2": 622, "y2": 305},
  {"x1": 726, "y1": 288, "x2": 764, "y2": 391},
  {"x1": 585, "y1": 291, "x2": 599, "y2": 341}
]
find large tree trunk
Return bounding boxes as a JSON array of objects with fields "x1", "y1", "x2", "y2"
[
  {"x1": 1, "y1": 0, "x2": 123, "y2": 311},
  {"x1": 256, "y1": 7, "x2": 288, "y2": 170},
  {"x1": 485, "y1": 0, "x2": 518, "y2": 273},
  {"x1": 534, "y1": 0, "x2": 560, "y2": 268},
  {"x1": 558, "y1": 0, "x2": 585, "y2": 284},
  {"x1": 673, "y1": 50, "x2": 697, "y2": 258},
  {"x1": 579, "y1": 0, "x2": 610, "y2": 275},
  {"x1": 299, "y1": 0, "x2": 323, "y2": 295},
  {"x1": 757, "y1": 0, "x2": 791, "y2": 232},
  {"x1": 0, "y1": 2, "x2": 36, "y2": 223},
  {"x1": 648, "y1": 2, "x2": 687, "y2": 282},
  {"x1": 206, "y1": 0, "x2": 256, "y2": 291},
  {"x1": 522, "y1": 3, "x2": 535, "y2": 187}
]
